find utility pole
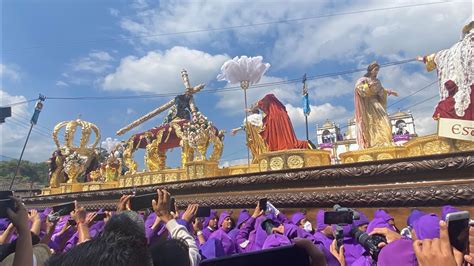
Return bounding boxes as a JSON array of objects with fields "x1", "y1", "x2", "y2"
[
  {"x1": 10, "y1": 95, "x2": 46, "y2": 190},
  {"x1": 302, "y1": 74, "x2": 310, "y2": 141}
]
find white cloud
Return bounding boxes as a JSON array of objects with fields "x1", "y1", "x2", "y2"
[
  {"x1": 55, "y1": 80, "x2": 69, "y2": 87},
  {"x1": 109, "y1": 8, "x2": 120, "y2": 17},
  {"x1": 126, "y1": 108, "x2": 135, "y2": 115},
  {"x1": 216, "y1": 75, "x2": 301, "y2": 116},
  {"x1": 118, "y1": 0, "x2": 471, "y2": 70},
  {"x1": 272, "y1": 0, "x2": 471, "y2": 68},
  {"x1": 0, "y1": 64, "x2": 20, "y2": 81},
  {"x1": 89, "y1": 51, "x2": 114, "y2": 61},
  {"x1": 0, "y1": 90, "x2": 55, "y2": 162},
  {"x1": 118, "y1": 1, "x2": 326, "y2": 47},
  {"x1": 285, "y1": 103, "x2": 348, "y2": 126},
  {"x1": 72, "y1": 51, "x2": 114, "y2": 74},
  {"x1": 58, "y1": 50, "x2": 115, "y2": 87},
  {"x1": 101, "y1": 137, "x2": 121, "y2": 153},
  {"x1": 102, "y1": 46, "x2": 229, "y2": 92}
]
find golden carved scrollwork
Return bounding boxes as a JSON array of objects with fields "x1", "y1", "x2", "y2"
[
  {"x1": 125, "y1": 177, "x2": 133, "y2": 187},
  {"x1": 287, "y1": 155, "x2": 304, "y2": 169},
  {"x1": 142, "y1": 176, "x2": 151, "y2": 185},
  {"x1": 358, "y1": 155, "x2": 373, "y2": 162},
  {"x1": 209, "y1": 130, "x2": 224, "y2": 162},
  {"x1": 408, "y1": 145, "x2": 422, "y2": 156},
  {"x1": 123, "y1": 138, "x2": 138, "y2": 175},
  {"x1": 454, "y1": 140, "x2": 474, "y2": 151},
  {"x1": 259, "y1": 159, "x2": 268, "y2": 172},
  {"x1": 145, "y1": 130, "x2": 165, "y2": 171},
  {"x1": 377, "y1": 153, "x2": 393, "y2": 160},
  {"x1": 306, "y1": 156, "x2": 321, "y2": 167},
  {"x1": 423, "y1": 140, "x2": 451, "y2": 155},
  {"x1": 49, "y1": 155, "x2": 65, "y2": 188},
  {"x1": 269, "y1": 157, "x2": 284, "y2": 170},
  {"x1": 344, "y1": 157, "x2": 355, "y2": 163},
  {"x1": 188, "y1": 164, "x2": 195, "y2": 178},
  {"x1": 152, "y1": 174, "x2": 162, "y2": 184},
  {"x1": 196, "y1": 165, "x2": 205, "y2": 178}
]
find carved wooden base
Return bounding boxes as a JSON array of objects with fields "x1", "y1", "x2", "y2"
[
  {"x1": 405, "y1": 134, "x2": 474, "y2": 156},
  {"x1": 257, "y1": 149, "x2": 331, "y2": 171},
  {"x1": 186, "y1": 160, "x2": 219, "y2": 179},
  {"x1": 340, "y1": 146, "x2": 408, "y2": 163},
  {"x1": 28, "y1": 151, "x2": 473, "y2": 210}
]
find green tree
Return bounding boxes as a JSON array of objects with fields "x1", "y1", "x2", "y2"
[{"x1": 0, "y1": 160, "x2": 49, "y2": 185}]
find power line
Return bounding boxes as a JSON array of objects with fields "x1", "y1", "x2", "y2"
[
  {"x1": 2, "y1": 1, "x2": 451, "y2": 53},
  {"x1": 6, "y1": 119, "x2": 51, "y2": 140},
  {"x1": 11, "y1": 111, "x2": 56, "y2": 135},
  {"x1": 0, "y1": 98, "x2": 38, "y2": 107},
  {"x1": 387, "y1": 80, "x2": 437, "y2": 109},
  {"x1": 2, "y1": 58, "x2": 417, "y2": 106},
  {"x1": 10, "y1": 116, "x2": 53, "y2": 138},
  {"x1": 402, "y1": 94, "x2": 439, "y2": 111},
  {"x1": 42, "y1": 58, "x2": 416, "y2": 102}
]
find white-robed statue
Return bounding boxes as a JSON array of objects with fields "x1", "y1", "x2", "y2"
[{"x1": 417, "y1": 21, "x2": 473, "y2": 119}]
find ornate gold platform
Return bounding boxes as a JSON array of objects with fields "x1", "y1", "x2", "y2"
[
  {"x1": 40, "y1": 134, "x2": 473, "y2": 195},
  {"x1": 186, "y1": 160, "x2": 219, "y2": 179},
  {"x1": 223, "y1": 164, "x2": 260, "y2": 175},
  {"x1": 118, "y1": 168, "x2": 187, "y2": 188},
  {"x1": 257, "y1": 149, "x2": 331, "y2": 171},
  {"x1": 82, "y1": 182, "x2": 118, "y2": 192},
  {"x1": 340, "y1": 134, "x2": 473, "y2": 163},
  {"x1": 404, "y1": 134, "x2": 473, "y2": 156},
  {"x1": 340, "y1": 146, "x2": 408, "y2": 163}
]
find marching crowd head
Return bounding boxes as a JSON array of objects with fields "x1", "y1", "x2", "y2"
[{"x1": 0, "y1": 191, "x2": 472, "y2": 266}]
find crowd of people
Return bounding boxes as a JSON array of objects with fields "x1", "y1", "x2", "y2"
[{"x1": 0, "y1": 191, "x2": 473, "y2": 266}]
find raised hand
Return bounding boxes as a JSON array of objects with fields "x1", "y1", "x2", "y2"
[
  {"x1": 117, "y1": 195, "x2": 132, "y2": 212},
  {"x1": 464, "y1": 226, "x2": 474, "y2": 264},
  {"x1": 330, "y1": 239, "x2": 346, "y2": 266},
  {"x1": 413, "y1": 220, "x2": 457, "y2": 266},
  {"x1": 6, "y1": 197, "x2": 29, "y2": 234},
  {"x1": 152, "y1": 189, "x2": 174, "y2": 223},
  {"x1": 369, "y1": 227, "x2": 401, "y2": 244},
  {"x1": 252, "y1": 202, "x2": 264, "y2": 218},
  {"x1": 28, "y1": 209, "x2": 40, "y2": 222},
  {"x1": 182, "y1": 204, "x2": 199, "y2": 223}
]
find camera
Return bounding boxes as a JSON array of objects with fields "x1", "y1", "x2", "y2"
[
  {"x1": 324, "y1": 204, "x2": 360, "y2": 225},
  {"x1": 324, "y1": 205, "x2": 360, "y2": 250},
  {"x1": 350, "y1": 227, "x2": 387, "y2": 262}
]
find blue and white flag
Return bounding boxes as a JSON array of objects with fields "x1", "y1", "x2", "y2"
[{"x1": 302, "y1": 93, "x2": 311, "y2": 116}]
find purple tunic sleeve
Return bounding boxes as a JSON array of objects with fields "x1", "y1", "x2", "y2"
[
  {"x1": 50, "y1": 227, "x2": 75, "y2": 253},
  {"x1": 145, "y1": 221, "x2": 165, "y2": 245},
  {"x1": 276, "y1": 213, "x2": 290, "y2": 224},
  {"x1": 235, "y1": 216, "x2": 256, "y2": 253}
]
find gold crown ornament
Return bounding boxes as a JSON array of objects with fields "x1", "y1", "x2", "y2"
[{"x1": 53, "y1": 118, "x2": 101, "y2": 155}]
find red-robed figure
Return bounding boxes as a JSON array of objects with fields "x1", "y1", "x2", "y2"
[
  {"x1": 252, "y1": 94, "x2": 309, "y2": 151},
  {"x1": 433, "y1": 80, "x2": 473, "y2": 120}
]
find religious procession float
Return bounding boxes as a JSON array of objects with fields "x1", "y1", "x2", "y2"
[{"x1": 23, "y1": 22, "x2": 473, "y2": 223}]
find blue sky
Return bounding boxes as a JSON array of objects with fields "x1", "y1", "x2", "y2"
[{"x1": 1, "y1": 0, "x2": 472, "y2": 167}]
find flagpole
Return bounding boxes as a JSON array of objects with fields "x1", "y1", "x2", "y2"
[
  {"x1": 302, "y1": 74, "x2": 309, "y2": 142},
  {"x1": 9, "y1": 95, "x2": 45, "y2": 190},
  {"x1": 305, "y1": 115, "x2": 309, "y2": 141}
]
